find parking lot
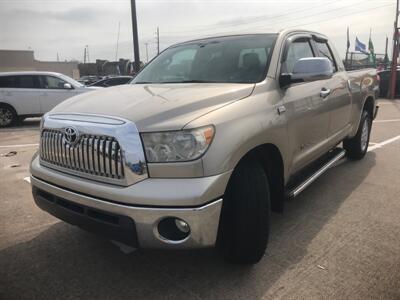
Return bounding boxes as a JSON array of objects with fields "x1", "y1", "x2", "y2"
[{"x1": 0, "y1": 99, "x2": 399, "y2": 299}]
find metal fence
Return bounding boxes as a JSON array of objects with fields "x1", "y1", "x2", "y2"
[{"x1": 344, "y1": 52, "x2": 389, "y2": 70}]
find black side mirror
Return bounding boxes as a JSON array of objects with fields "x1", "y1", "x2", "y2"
[{"x1": 279, "y1": 73, "x2": 292, "y2": 88}]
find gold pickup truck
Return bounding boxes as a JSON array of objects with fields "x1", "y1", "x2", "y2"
[{"x1": 30, "y1": 29, "x2": 379, "y2": 264}]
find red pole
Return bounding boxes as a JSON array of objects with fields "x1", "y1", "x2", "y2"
[{"x1": 389, "y1": 0, "x2": 399, "y2": 99}]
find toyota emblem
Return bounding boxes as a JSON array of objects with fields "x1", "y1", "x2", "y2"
[{"x1": 64, "y1": 126, "x2": 79, "y2": 145}]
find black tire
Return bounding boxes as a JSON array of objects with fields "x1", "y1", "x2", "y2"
[
  {"x1": 217, "y1": 158, "x2": 270, "y2": 264},
  {"x1": 0, "y1": 104, "x2": 17, "y2": 127},
  {"x1": 343, "y1": 110, "x2": 371, "y2": 160}
]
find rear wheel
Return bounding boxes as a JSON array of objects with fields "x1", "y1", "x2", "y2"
[
  {"x1": 217, "y1": 158, "x2": 270, "y2": 264},
  {"x1": 0, "y1": 105, "x2": 17, "y2": 127},
  {"x1": 343, "y1": 110, "x2": 371, "y2": 160}
]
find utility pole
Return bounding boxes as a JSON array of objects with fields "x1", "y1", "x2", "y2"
[
  {"x1": 145, "y1": 42, "x2": 149, "y2": 63},
  {"x1": 385, "y1": 36, "x2": 389, "y2": 69},
  {"x1": 130, "y1": 0, "x2": 141, "y2": 73},
  {"x1": 87, "y1": 46, "x2": 90, "y2": 63},
  {"x1": 156, "y1": 27, "x2": 160, "y2": 55},
  {"x1": 83, "y1": 47, "x2": 87, "y2": 64},
  {"x1": 388, "y1": 0, "x2": 399, "y2": 99},
  {"x1": 115, "y1": 21, "x2": 121, "y2": 61}
]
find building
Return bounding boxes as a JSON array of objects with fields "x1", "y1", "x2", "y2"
[{"x1": 0, "y1": 50, "x2": 80, "y2": 79}]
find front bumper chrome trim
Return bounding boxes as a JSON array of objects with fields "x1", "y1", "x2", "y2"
[{"x1": 31, "y1": 175, "x2": 222, "y2": 249}]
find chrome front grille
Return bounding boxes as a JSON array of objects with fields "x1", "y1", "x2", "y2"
[{"x1": 40, "y1": 129, "x2": 124, "y2": 180}]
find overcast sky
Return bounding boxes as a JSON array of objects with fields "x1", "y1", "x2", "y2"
[{"x1": 0, "y1": 0, "x2": 396, "y2": 63}]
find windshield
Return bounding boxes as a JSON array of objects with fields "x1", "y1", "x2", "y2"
[{"x1": 133, "y1": 34, "x2": 277, "y2": 84}]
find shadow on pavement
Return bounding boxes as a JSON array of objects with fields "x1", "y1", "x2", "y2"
[{"x1": 0, "y1": 153, "x2": 376, "y2": 299}]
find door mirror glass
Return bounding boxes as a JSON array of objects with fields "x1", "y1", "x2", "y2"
[
  {"x1": 291, "y1": 57, "x2": 333, "y2": 82},
  {"x1": 63, "y1": 83, "x2": 73, "y2": 89}
]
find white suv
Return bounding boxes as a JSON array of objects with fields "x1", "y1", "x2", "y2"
[{"x1": 0, "y1": 71, "x2": 99, "y2": 127}]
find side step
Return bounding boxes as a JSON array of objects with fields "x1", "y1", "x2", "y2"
[{"x1": 286, "y1": 148, "x2": 346, "y2": 198}]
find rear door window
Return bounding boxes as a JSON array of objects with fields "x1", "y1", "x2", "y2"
[{"x1": 16, "y1": 75, "x2": 39, "y2": 89}]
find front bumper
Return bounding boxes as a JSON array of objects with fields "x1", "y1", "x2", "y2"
[{"x1": 31, "y1": 175, "x2": 223, "y2": 249}]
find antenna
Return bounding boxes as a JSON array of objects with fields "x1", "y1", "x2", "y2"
[
  {"x1": 145, "y1": 42, "x2": 149, "y2": 62},
  {"x1": 156, "y1": 27, "x2": 160, "y2": 55}
]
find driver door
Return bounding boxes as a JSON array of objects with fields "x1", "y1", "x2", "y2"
[{"x1": 281, "y1": 36, "x2": 331, "y2": 173}]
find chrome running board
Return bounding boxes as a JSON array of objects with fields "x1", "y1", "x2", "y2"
[{"x1": 287, "y1": 148, "x2": 346, "y2": 198}]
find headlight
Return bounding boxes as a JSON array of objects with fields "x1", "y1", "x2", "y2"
[
  {"x1": 39, "y1": 115, "x2": 45, "y2": 131},
  {"x1": 141, "y1": 125, "x2": 215, "y2": 162}
]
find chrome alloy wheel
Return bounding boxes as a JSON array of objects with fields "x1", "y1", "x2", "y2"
[
  {"x1": 0, "y1": 107, "x2": 14, "y2": 126},
  {"x1": 360, "y1": 118, "x2": 369, "y2": 152}
]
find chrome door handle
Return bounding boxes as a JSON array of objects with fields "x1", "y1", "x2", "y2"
[
  {"x1": 277, "y1": 105, "x2": 286, "y2": 115},
  {"x1": 320, "y1": 88, "x2": 331, "y2": 99}
]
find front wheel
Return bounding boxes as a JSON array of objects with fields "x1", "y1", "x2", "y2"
[
  {"x1": 217, "y1": 158, "x2": 270, "y2": 264},
  {"x1": 0, "y1": 105, "x2": 17, "y2": 127},
  {"x1": 343, "y1": 110, "x2": 371, "y2": 160}
]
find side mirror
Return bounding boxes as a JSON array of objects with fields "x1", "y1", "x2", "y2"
[
  {"x1": 292, "y1": 57, "x2": 333, "y2": 82},
  {"x1": 279, "y1": 57, "x2": 333, "y2": 88},
  {"x1": 63, "y1": 83, "x2": 73, "y2": 89}
]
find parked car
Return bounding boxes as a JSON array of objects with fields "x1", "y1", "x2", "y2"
[
  {"x1": 31, "y1": 29, "x2": 379, "y2": 264},
  {"x1": 0, "y1": 71, "x2": 99, "y2": 127},
  {"x1": 90, "y1": 76, "x2": 133, "y2": 87},
  {"x1": 78, "y1": 75, "x2": 100, "y2": 85}
]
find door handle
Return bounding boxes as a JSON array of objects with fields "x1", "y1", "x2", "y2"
[
  {"x1": 320, "y1": 88, "x2": 331, "y2": 99},
  {"x1": 277, "y1": 105, "x2": 286, "y2": 115}
]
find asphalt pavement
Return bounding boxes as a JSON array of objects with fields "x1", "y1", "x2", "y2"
[{"x1": 0, "y1": 99, "x2": 400, "y2": 299}]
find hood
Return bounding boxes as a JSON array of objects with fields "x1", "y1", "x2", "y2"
[{"x1": 51, "y1": 83, "x2": 255, "y2": 131}]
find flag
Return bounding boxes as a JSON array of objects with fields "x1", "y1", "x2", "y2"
[
  {"x1": 355, "y1": 37, "x2": 368, "y2": 54},
  {"x1": 368, "y1": 30, "x2": 376, "y2": 65},
  {"x1": 368, "y1": 37, "x2": 374, "y2": 54}
]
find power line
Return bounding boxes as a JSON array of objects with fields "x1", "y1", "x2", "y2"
[
  {"x1": 198, "y1": 0, "x2": 383, "y2": 38},
  {"x1": 163, "y1": 0, "x2": 345, "y2": 35}
]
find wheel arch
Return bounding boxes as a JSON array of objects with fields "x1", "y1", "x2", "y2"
[
  {"x1": 363, "y1": 95, "x2": 374, "y2": 119},
  {"x1": 234, "y1": 143, "x2": 285, "y2": 213},
  {"x1": 0, "y1": 102, "x2": 18, "y2": 115}
]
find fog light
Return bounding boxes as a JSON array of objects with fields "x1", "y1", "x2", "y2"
[
  {"x1": 175, "y1": 219, "x2": 190, "y2": 233},
  {"x1": 157, "y1": 217, "x2": 191, "y2": 242}
]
